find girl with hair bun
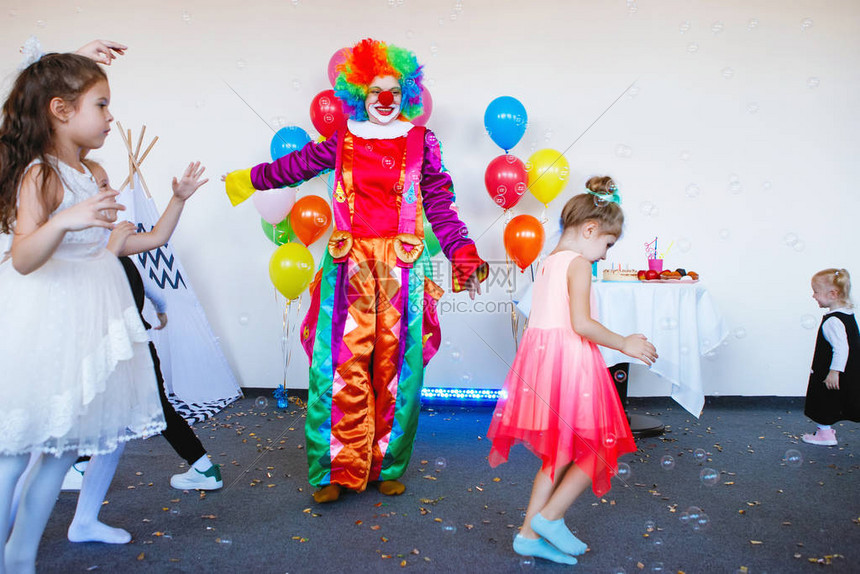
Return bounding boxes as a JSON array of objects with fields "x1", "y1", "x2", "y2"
[
  {"x1": 487, "y1": 177, "x2": 656, "y2": 565},
  {"x1": 802, "y1": 268, "x2": 860, "y2": 445}
]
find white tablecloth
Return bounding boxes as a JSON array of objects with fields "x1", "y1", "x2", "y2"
[
  {"x1": 592, "y1": 282, "x2": 728, "y2": 418},
  {"x1": 515, "y1": 281, "x2": 727, "y2": 418}
]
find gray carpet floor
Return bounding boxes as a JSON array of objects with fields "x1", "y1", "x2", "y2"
[{"x1": 35, "y1": 396, "x2": 859, "y2": 573}]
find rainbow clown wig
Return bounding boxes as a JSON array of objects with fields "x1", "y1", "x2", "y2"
[{"x1": 334, "y1": 38, "x2": 424, "y2": 121}]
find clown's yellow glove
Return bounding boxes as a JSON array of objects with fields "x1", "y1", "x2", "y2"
[{"x1": 225, "y1": 168, "x2": 256, "y2": 206}]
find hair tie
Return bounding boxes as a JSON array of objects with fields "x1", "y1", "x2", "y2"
[
  {"x1": 586, "y1": 188, "x2": 621, "y2": 206},
  {"x1": 834, "y1": 270, "x2": 840, "y2": 277},
  {"x1": 19, "y1": 36, "x2": 44, "y2": 70}
]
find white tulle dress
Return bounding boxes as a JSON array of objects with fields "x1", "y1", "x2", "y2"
[{"x1": 0, "y1": 159, "x2": 165, "y2": 456}]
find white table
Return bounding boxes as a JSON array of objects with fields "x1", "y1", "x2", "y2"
[{"x1": 592, "y1": 281, "x2": 728, "y2": 418}]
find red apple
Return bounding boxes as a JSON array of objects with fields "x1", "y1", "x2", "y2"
[
  {"x1": 645, "y1": 269, "x2": 659, "y2": 280},
  {"x1": 637, "y1": 270, "x2": 647, "y2": 280}
]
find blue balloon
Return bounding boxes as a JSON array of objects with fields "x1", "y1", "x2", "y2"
[
  {"x1": 484, "y1": 96, "x2": 528, "y2": 152},
  {"x1": 270, "y1": 126, "x2": 312, "y2": 161}
]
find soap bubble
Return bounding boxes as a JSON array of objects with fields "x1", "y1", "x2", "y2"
[
  {"x1": 679, "y1": 150, "x2": 691, "y2": 162},
  {"x1": 441, "y1": 521, "x2": 457, "y2": 534},
  {"x1": 434, "y1": 457, "x2": 447, "y2": 471},
  {"x1": 687, "y1": 43, "x2": 699, "y2": 54},
  {"x1": 460, "y1": 372, "x2": 473, "y2": 385},
  {"x1": 611, "y1": 568, "x2": 627, "y2": 574},
  {"x1": 659, "y1": 318, "x2": 678, "y2": 331},
  {"x1": 747, "y1": 102, "x2": 759, "y2": 114},
  {"x1": 429, "y1": 43, "x2": 439, "y2": 56},
  {"x1": 627, "y1": 84, "x2": 640, "y2": 98},
  {"x1": 645, "y1": 519, "x2": 656, "y2": 532},
  {"x1": 694, "y1": 448, "x2": 707, "y2": 462},
  {"x1": 679, "y1": 21, "x2": 691, "y2": 33},
  {"x1": 181, "y1": 10, "x2": 191, "y2": 23},
  {"x1": 722, "y1": 67, "x2": 735, "y2": 80},
  {"x1": 782, "y1": 232, "x2": 799, "y2": 246},
  {"x1": 615, "y1": 462, "x2": 631, "y2": 480},
  {"x1": 236, "y1": 59, "x2": 246, "y2": 70},
  {"x1": 800, "y1": 17, "x2": 813, "y2": 31},
  {"x1": 518, "y1": 557, "x2": 535, "y2": 570},
  {"x1": 691, "y1": 512, "x2": 710, "y2": 532},
  {"x1": 700, "y1": 467, "x2": 720, "y2": 486},
  {"x1": 711, "y1": 21, "x2": 724, "y2": 34},
  {"x1": 255, "y1": 396, "x2": 269, "y2": 410},
  {"x1": 734, "y1": 328, "x2": 747, "y2": 339},
  {"x1": 616, "y1": 144, "x2": 633, "y2": 158},
  {"x1": 216, "y1": 536, "x2": 233, "y2": 546},
  {"x1": 718, "y1": 228, "x2": 731, "y2": 240},
  {"x1": 614, "y1": 370, "x2": 628, "y2": 383},
  {"x1": 784, "y1": 449, "x2": 803, "y2": 467},
  {"x1": 450, "y1": 348, "x2": 462, "y2": 362},
  {"x1": 728, "y1": 174, "x2": 742, "y2": 194},
  {"x1": 169, "y1": 507, "x2": 181, "y2": 517},
  {"x1": 639, "y1": 201, "x2": 656, "y2": 216},
  {"x1": 685, "y1": 506, "x2": 702, "y2": 523},
  {"x1": 685, "y1": 184, "x2": 701, "y2": 199},
  {"x1": 544, "y1": 129, "x2": 553, "y2": 142},
  {"x1": 807, "y1": 77, "x2": 820, "y2": 89},
  {"x1": 651, "y1": 564, "x2": 665, "y2": 573},
  {"x1": 793, "y1": 241, "x2": 805, "y2": 252},
  {"x1": 747, "y1": 18, "x2": 759, "y2": 30},
  {"x1": 652, "y1": 537, "x2": 664, "y2": 549},
  {"x1": 801, "y1": 315, "x2": 817, "y2": 330},
  {"x1": 238, "y1": 314, "x2": 249, "y2": 326},
  {"x1": 604, "y1": 434, "x2": 618, "y2": 448},
  {"x1": 660, "y1": 455, "x2": 675, "y2": 470}
]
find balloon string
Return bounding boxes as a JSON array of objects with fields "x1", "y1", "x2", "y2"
[
  {"x1": 282, "y1": 299, "x2": 291, "y2": 389},
  {"x1": 507, "y1": 255, "x2": 519, "y2": 352}
]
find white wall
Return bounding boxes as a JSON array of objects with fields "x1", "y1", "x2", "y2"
[{"x1": 2, "y1": 1, "x2": 858, "y2": 398}]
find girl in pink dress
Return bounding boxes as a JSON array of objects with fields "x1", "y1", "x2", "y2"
[{"x1": 487, "y1": 177, "x2": 657, "y2": 565}]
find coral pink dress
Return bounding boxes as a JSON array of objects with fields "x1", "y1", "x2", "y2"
[{"x1": 487, "y1": 251, "x2": 635, "y2": 496}]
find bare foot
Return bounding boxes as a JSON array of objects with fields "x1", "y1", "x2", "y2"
[
  {"x1": 312, "y1": 484, "x2": 342, "y2": 503},
  {"x1": 377, "y1": 480, "x2": 405, "y2": 496}
]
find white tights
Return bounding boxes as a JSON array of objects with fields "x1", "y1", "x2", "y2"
[
  {"x1": 1, "y1": 451, "x2": 76, "y2": 574},
  {"x1": 67, "y1": 444, "x2": 129, "y2": 544}
]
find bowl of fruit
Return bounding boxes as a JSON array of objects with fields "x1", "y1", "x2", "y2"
[{"x1": 637, "y1": 268, "x2": 699, "y2": 282}]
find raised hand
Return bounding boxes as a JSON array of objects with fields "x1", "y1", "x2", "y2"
[
  {"x1": 621, "y1": 334, "x2": 658, "y2": 366},
  {"x1": 52, "y1": 190, "x2": 125, "y2": 232},
  {"x1": 172, "y1": 162, "x2": 209, "y2": 201},
  {"x1": 76, "y1": 39, "x2": 127, "y2": 65}
]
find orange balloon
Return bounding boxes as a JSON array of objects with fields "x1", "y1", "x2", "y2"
[
  {"x1": 503, "y1": 215, "x2": 545, "y2": 271},
  {"x1": 289, "y1": 195, "x2": 332, "y2": 246}
]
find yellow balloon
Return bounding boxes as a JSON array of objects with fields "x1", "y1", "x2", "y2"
[
  {"x1": 526, "y1": 149, "x2": 570, "y2": 206},
  {"x1": 269, "y1": 243, "x2": 315, "y2": 299}
]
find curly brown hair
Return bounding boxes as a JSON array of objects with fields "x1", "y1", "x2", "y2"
[{"x1": 0, "y1": 53, "x2": 106, "y2": 233}]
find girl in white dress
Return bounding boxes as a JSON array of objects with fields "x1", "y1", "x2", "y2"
[{"x1": 0, "y1": 52, "x2": 165, "y2": 573}]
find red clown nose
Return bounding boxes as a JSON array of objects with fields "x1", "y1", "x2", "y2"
[{"x1": 377, "y1": 90, "x2": 394, "y2": 106}]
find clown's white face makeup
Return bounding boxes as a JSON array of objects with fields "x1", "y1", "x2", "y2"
[{"x1": 365, "y1": 75, "x2": 402, "y2": 125}]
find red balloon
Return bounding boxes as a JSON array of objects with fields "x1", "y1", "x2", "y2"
[
  {"x1": 485, "y1": 154, "x2": 528, "y2": 210},
  {"x1": 310, "y1": 90, "x2": 345, "y2": 139},
  {"x1": 503, "y1": 215, "x2": 544, "y2": 271},
  {"x1": 412, "y1": 87, "x2": 433, "y2": 126},
  {"x1": 290, "y1": 195, "x2": 332, "y2": 246}
]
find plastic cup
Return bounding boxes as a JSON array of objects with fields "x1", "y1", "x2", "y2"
[{"x1": 648, "y1": 258, "x2": 664, "y2": 272}]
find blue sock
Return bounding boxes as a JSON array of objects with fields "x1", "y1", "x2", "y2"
[
  {"x1": 531, "y1": 513, "x2": 588, "y2": 556},
  {"x1": 513, "y1": 534, "x2": 577, "y2": 565}
]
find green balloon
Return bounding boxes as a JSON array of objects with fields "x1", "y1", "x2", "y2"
[
  {"x1": 261, "y1": 217, "x2": 295, "y2": 246},
  {"x1": 423, "y1": 213, "x2": 442, "y2": 257}
]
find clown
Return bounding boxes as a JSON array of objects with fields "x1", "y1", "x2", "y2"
[{"x1": 225, "y1": 38, "x2": 487, "y2": 502}]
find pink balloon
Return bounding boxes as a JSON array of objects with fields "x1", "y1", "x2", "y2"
[
  {"x1": 252, "y1": 188, "x2": 297, "y2": 225},
  {"x1": 327, "y1": 48, "x2": 348, "y2": 87},
  {"x1": 412, "y1": 87, "x2": 433, "y2": 126}
]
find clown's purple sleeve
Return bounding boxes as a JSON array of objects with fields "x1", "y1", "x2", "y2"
[
  {"x1": 250, "y1": 135, "x2": 338, "y2": 190},
  {"x1": 420, "y1": 129, "x2": 488, "y2": 290}
]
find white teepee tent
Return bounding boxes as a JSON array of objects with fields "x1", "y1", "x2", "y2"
[{"x1": 116, "y1": 124, "x2": 241, "y2": 423}]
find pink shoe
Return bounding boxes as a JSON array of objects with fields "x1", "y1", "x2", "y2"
[{"x1": 801, "y1": 428, "x2": 837, "y2": 446}]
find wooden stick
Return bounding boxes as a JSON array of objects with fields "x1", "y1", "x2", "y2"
[
  {"x1": 115, "y1": 125, "x2": 152, "y2": 198},
  {"x1": 134, "y1": 125, "x2": 146, "y2": 161},
  {"x1": 119, "y1": 136, "x2": 158, "y2": 191}
]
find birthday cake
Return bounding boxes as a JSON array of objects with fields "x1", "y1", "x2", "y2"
[{"x1": 602, "y1": 268, "x2": 640, "y2": 282}]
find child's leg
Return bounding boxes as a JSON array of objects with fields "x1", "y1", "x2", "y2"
[
  {"x1": 530, "y1": 464, "x2": 591, "y2": 556},
  {"x1": 6, "y1": 451, "x2": 76, "y2": 573},
  {"x1": 0, "y1": 454, "x2": 30, "y2": 570},
  {"x1": 67, "y1": 443, "x2": 130, "y2": 544},
  {"x1": 8, "y1": 452, "x2": 39, "y2": 529},
  {"x1": 514, "y1": 464, "x2": 578, "y2": 565}
]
